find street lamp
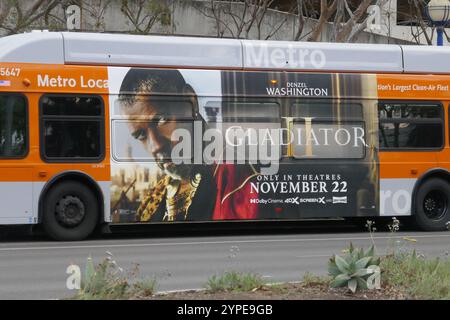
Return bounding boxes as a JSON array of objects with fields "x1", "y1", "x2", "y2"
[{"x1": 425, "y1": 0, "x2": 450, "y2": 46}]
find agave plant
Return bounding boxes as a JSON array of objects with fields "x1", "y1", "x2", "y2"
[{"x1": 328, "y1": 243, "x2": 381, "y2": 293}]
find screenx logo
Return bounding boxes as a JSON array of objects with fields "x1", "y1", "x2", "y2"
[
  {"x1": 293, "y1": 197, "x2": 326, "y2": 204},
  {"x1": 316, "y1": 197, "x2": 326, "y2": 204}
]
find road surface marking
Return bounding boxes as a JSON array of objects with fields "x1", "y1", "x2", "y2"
[{"x1": 0, "y1": 233, "x2": 448, "y2": 252}]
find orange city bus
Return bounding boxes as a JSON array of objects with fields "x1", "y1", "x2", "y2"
[{"x1": 0, "y1": 31, "x2": 449, "y2": 240}]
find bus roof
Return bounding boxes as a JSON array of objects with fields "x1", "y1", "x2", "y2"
[{"x1": 0, "y1": 31, "x2": 449, "y2": 74}]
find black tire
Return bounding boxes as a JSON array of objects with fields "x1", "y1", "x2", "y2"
[
  {"x1": 414, "y1": 178, "x2": 450, "y2": 231},
  {"x1": 42, "y1": 181, "x2": 99, "y2": 241}
]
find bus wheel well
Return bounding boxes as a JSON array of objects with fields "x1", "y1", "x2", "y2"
[
  {"x1": 39, "y1": 173, "x2": 104, "y2": 225},
  {"x1": 412, "y1": 170, "x2": 450, "y2": 214}
]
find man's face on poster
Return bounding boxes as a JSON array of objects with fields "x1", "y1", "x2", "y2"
[{"x1": 121, "y1": 95, "x2": 193, "y2": 180}]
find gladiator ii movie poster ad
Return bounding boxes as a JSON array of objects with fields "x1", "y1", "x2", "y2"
[{"x1": 109, "y1": 68, "x2": 379, "y2": 223}]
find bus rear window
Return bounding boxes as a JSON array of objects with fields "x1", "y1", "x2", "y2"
[
  {"x1": 378, "y1": 102, "x2": 443, "y2": 150},
  {"x1": 379, "y1": 122, "x2": 443, "y2": 149},
  {"x1": 0, "y1": 94, "x2": 27, "y2": 158}
]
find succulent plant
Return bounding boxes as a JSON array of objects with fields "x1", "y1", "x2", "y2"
[{"x1": 328, "y1": 243, "x2": 381, "y2": 293}]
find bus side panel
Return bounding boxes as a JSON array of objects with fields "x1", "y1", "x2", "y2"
[
  {"x1": 109, "y1": 68, "x2": 380, "y2": 223},
  {"x1": 0, "y1": 174, "x2": 33, "y2": 224},
  {"x1": 377, "y1": 75, "x2": 450, "y2": 217},
  {"x1": 437, "y1": 100, "x2": 450, "y2": 171},
  {"x1": 0, "y1": 63, "x2": 111, "y2": 225},
  {"x1": 0, "y1": 89, "x2": 35, "y2": 225}
]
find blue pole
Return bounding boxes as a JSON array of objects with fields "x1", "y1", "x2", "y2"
[{"x1": 437, "y1": 27, "x2": 444, "y2": 46}]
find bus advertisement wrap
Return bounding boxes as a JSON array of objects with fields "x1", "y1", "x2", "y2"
[{"x1": 110, "y1": 69, "x2": 379, "y2": 223}]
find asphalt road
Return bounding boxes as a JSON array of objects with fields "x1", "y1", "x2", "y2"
[{"x1": 0, "y1": 222, "x2": 449, "y2": 299}]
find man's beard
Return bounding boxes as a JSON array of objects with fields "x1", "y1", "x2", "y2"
[
  {"x1": 157, "y1": 159, "x2": 192, "y2": 181},
  {"x1": 163, "y1": 163, "x2": 192, "y2": 181}
]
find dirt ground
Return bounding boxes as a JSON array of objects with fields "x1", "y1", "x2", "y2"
[{"x1": 149, "y1": 282, "x2": 410, "y2": 300}]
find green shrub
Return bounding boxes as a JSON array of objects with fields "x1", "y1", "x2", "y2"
[
  {"x1": 206, "y1": 271, "x2": 265, "y2": 293},
  {"x1": 328, "y1": 243, "x2": 380, "y2": 293},
  {"x1": 132, "y1": 277, "x2": 158, "y2": 297},
  {"x1": 382, "y1": 251, "x2": 450, "y2": 300},
  {"x1": 76, "y1": 256, "x2": 129, "y2": 300},
  {"x1": 302, "y1": 272, "x2": 330, "y2": 287},
  {"x1": 73, "y1": 255, "x2": 157, "y2": 300}
]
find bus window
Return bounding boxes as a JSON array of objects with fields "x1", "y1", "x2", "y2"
[
  {"x1": 112, "y1": 97, "x2": 194, "y2": 162},
  {"x1": 291, "y1": 102, "x2": 363, "y2": 119},
  {"x1": 220, "y1": 101, "x2": 281, "y2": 162},
  {"x1": 222, "y1": 102, "x2": 279, "y2": 121},
  {"x1": 115, "y1": 96, "x2": 194, "y2": 119},
  {"x1": 378, "y1": 102, "x2": 443, "y2": 149},
  {"x1": 40, "y1": 95, "x2": 104, "y2": 161},
  {"x1": 289, "y1": 101, "x2": 365, "y2": 159},
  {"x1": 291, "y1": 121, "x2": 366, "y2": 159},
  {"x1": 113, "y1": 120, "x2": 193, "y2": 162},
  {"x1": 0, "y1": 94, "x2": 27, "y2": 158}
]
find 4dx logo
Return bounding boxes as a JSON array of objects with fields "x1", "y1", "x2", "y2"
[{"x1": 285, "y1": 197, "x2": 299, "y2": 204}]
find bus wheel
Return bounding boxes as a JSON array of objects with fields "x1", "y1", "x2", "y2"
[
  {"x1": 414, "y1": 178, "x2": 450, "y2": 231},
  {"x1": 42, "y1": 181, "x2": 99, "y2": 241}
]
